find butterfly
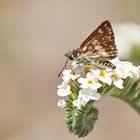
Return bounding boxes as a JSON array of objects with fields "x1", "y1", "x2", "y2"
[{"x1": 58, "y1": 20, "x2": 118, "y2": 77}]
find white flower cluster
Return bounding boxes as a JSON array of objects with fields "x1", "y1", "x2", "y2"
[{"x1": 57, "y1": 58, "x2": 140, "y2": 109}]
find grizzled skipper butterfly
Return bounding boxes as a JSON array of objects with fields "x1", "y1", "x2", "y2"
[{"x1": 58, "y1": 20, "x2": 118, "y2": 77}]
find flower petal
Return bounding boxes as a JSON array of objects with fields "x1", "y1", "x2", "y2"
[
  {"x1": 91, "y1": 82, "x2": 102, "y2": 89},
  {"x1": 57, "y1": 82, "x2": 71, "y2": 97},
  {"x1": 57, "y1": 99, "x2": 66, "y2": 109},
  {"x1": 90, "y1": 93, "x2": 101, "y2": 100},
  {"x1": 78, "y1": 77, "x2": 85, "y2": 84},
  {"x1": 113, "y1": 79, "x2": 124, "y2": 89}
]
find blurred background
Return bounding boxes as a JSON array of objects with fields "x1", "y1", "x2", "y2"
[{"x1": 0, "y1": 0, "x2": 140, "y2": 140}]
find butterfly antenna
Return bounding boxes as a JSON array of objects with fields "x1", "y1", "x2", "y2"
[{"x1": 58, "y1": 58, "x2": 68, "y2": 77}]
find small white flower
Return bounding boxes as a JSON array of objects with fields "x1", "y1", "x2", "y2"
[
  {"x1": 57, "y1": 99, "x2": 66, "y2": 109},
  {"x1": 111, "y1": 59, "x2": 140, "y2": 79},
  {"x1": 111, "y1": 72, "x2": 124, "y2": 89},
  {"x1": 124, "y1": 63, "x2": 140, "y2": 79},
  {"x1": 62, "y1": 69, "x2": 80, "y2": 81},
  {"x1": 74, "y1": 63, "x2": 85, "y2": 73},
  {"x1": 79, "y1": 88, "x2": 101, "y2": 102},
  {"x1": 92, "y1": 69, "x2": 112, "y2": 85},
  {"x1": 57, "y1": 81, "x2": 71, "y2": 97},
  {"x1": 71, "y1": 61, "x2": 77, "y2": 67},
  {"x1": 78, "y1": 73, "x2": 102, "y2": 89},
  {"x1": 72, "y1": 62, "x2": 92, "y2": 74},
  {"x1": 83, "y1": 65, "x2": 93, "y2": 74},
  {"x1": 130, "y1": 66, "x2": 140, "y2": 79},
  {"x1": 73, "y1": 96, "x2": 87, "y2": 109}
]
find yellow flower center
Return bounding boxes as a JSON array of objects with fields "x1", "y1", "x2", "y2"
[
  {"x1": 87, "y1": 79, "x2": 93, "y2": 84},
  {"x1": 69, "y1": 79, "x2": 73, "y2": 84},
  {"x1": 112, "y1": 73, "x2": 119, "y2": 79},
  {"x1": 99, "y1": 70, "x2": 106, "y2": 77},
  {"x1": 84, "y1": 65, "x2": 91, "y2": 73},
  {"x1": 71, "y1": 69, "x2": 76, "y2": 75},
  {"x1": 80, "y1": 104, "x2": 85, "y2": 108}
]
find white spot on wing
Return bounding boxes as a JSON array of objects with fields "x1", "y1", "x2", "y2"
[
  {"x1": 94, "y1": 45, "x2": 102, "y2": 50},
  {"x1": 92, "y1": 40, "x2": 98, "y2": 45},
  {"x1": 83, "y1": 46, "x2": 87, "y2": 51},
  {"x1": 100, "y1": 51, "x2": 109, "y2": 57},
  {"x1": 98, "y1": 29, "x2": 103, "y2": 33}
]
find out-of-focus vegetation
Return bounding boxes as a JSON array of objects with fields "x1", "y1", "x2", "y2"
[
  {"x1": 121, "y1": 46, "x2": 140, "y2": 65},
  {"x1": 130, "y1": 46, "x2": 140, "y2": 65},
  {"x1": 113, "y1": 22, "x2": 140, "y2": 64}
]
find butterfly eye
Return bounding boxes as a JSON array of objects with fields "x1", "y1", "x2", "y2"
[
  {"x1": 69, "y1": 56, "x2": 74, "y2": 60},
  {"x1": 65, "y1": 53, "x2": 73, "y2": 60},
  {"x1": 68, "y1": 53, "x2": 74, "y2": 60}
]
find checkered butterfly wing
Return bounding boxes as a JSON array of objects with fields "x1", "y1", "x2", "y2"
[
  {"x1": 76, "y1": 20, "x2": 118, "y2": 63},
  {"x1": 58, "y1": 20, "x2": 117, "y2": 77}
]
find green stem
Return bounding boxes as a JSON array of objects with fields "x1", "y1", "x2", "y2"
[
  {"x1": 101, "y1": 78, "x2": 140, "y2": 114},
  {"x1": 112, "y1": 94, "x2": 140, "y2": 114}
]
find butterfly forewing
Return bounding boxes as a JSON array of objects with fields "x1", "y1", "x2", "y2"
[
  {"x1": 77, "y1": 20, "x2": 118, "y2": 61},
  {"x1": 63, "y1": 20, "x2": 118, "y2": 73}
]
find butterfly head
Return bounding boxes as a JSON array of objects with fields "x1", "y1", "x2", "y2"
[{"x1": 65, "y1": 51, "x2": 74, "y2": 60}]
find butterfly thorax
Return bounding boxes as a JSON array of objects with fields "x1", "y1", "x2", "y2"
[
  {"x1": 65, "y1": 49, "x2": 96, "y2": 65},
  {"x1": 65, "y1": 47, "x2": 116, "y2": 69}
]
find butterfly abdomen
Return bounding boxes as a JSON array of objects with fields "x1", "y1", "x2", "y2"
[{"x1": 97, "y1": 61, "x2": 116, "y2": 69}]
